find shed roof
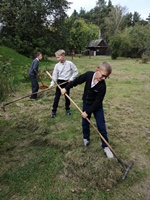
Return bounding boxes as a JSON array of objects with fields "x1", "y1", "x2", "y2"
[{"x1": 86, "y1": 39, "x2": 107, "y2": 48}]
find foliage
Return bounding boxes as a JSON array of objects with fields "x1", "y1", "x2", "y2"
[
  {"x1": 0, "y1": 46, "x2": 55, "y2": 100},
  {"x1": 0, "y1": 0, "x2": 150, "y2": 59},
  {"x1": 132, "y1": 11, "x2": 141, "y2": 26},
  {"x1": 141, "y1": 51, "x2": 150, "y2": 63},
  {"x1": 128, "y1": 24, "x2": 150, "y2": 57},
  {"x1": 71, "y1": 1, "x2": 149, "y2": 44},
  {"x1": 66, "y1": 18, "x2": 99, "y2": 51},
  {"x1": 0, "y1": 0, "x2": 70, "y2": 56},
  {"x1": 108, "y1": 25, "x2": 150, "y2": 58},
  {"x1": 118, "y1": 29, "x2": 132, "y2": 57},
  {"x1": 108, "y1": 33, "x2": 122, "y2": 59},
  {"x1": 0, "y1": 58, "x2": 11, "y2": 100},
  {"x1": 104, "y1": 5, "x2": 127, "y2": 40},
  {"x1": 0, "y1": 46, "x2": 31, "y2": 99},
  {"x1": 146, "y1": 13, "x2": 150, "y2": 25},
  {"x1": 121, "y1": 12, "x2": 133, "y2": 28}
]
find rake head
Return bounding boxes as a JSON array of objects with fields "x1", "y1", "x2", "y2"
[
  {"x1": 117, "y1": 157, "x2": 134, "y2": 180},
  {"x1": 116, "y1": 157, "x2": 134, "y2": 180},
  {"x1": 122, "y1": 161, "x2": 134, "y2": 180},
  {"x1": 39, "y1": 84, "x2": 49, "y2": 89},
  {"x1": 1, "y1": 102, "x2": 6, "y2": 112}
]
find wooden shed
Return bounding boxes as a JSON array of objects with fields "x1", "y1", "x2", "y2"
[{"x1": 85, "y1": 39, "x2": 108, "y2": 56}]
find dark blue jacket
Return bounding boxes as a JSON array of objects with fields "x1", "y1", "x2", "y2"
[
  {"x1": 29, "y1": 58, "x2": 39, "y2": 76},
  {"x1": 65, "y1": 71, "x2": 106, "y2": 115}
]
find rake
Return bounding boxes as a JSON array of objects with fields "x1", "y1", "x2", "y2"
[
  {"x1": 1, "y1": 81, "x2": 67, "y2": 112},
  {"x1": 46, "y1": 71, "x2": 134, "y2": 180},
  {"x1": 39, "y1": 83, "x2": 49, "y2": 89},
  {"x1": 36, "y1": 74, "x2": 49, "y2": 89},
  {"x1": 33, "y1": 70, "x2": 49, "y2": 89}
]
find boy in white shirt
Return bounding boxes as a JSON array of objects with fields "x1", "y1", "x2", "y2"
[{"x1": 49, "y1": 49, "x2": 78, "y2": 118}]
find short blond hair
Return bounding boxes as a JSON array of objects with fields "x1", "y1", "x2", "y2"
[
  {"x1": 98, "y1": 62, "x2": 112, "y2": 74},
  {"x1": 55, "y1": 49, "x2": 65, "y2": 56}
]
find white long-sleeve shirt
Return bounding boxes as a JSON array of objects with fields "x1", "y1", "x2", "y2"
[{"x1": 50, "y1": 60, "x2": 78, "y2": 86}]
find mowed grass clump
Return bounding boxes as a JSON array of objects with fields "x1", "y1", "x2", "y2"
[{"x1": 64, "y1": 148, "x2": 122, "y2": 190}]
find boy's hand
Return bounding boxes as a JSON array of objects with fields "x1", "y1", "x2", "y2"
[
  {"x1": 81, "y1": 111, "x2": 88, "y2": 118},
  {"x1": 61, "y1": 88, "x2": 66, "y2": 95},
  {"x1": 49, "y1": 86, "x2": 53, "y2": 89}
]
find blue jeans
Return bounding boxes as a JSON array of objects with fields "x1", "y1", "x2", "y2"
[{"x1": 82, "y1": 103, "x2": 109, "y2": 148}]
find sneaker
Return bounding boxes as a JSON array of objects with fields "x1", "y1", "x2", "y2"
[
  {"x1": 51, "y1": 112, "x2": 56, "y2": 118},
  {"x1": 103, "y1": 147, "x2": 114, "y2": 158},
  {"x1": 30, "y1": 98, "x2": 37, "y2": 101},
  {"x1": 83, "y1": 139, "x2": 90, "y2": 146},
  {"x1": 66, "y1": 110, "x2": 71, "y2": 116}
]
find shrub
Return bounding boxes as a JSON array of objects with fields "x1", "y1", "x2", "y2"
[
  {"x1": 141, "y1": 51, "x2": 150, "y2": 63},
  {"x1": 108, "y1": 34, "x2": 122, "y2": 60},
  {"x1": 0, "y1": 57, "x2": 16, "y2": 100}
]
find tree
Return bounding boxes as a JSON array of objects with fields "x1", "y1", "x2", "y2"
[
  {"x1": 104, "y1": 5, "x2": 127, "y2": 40},
  {"x1": 129, "y1": 24, "x2": 150, "y2": 57},
  {"x1": 108, "y1": 33, "x2": 122, "y2": 59},
  {"x1": 132, "y1": 12, "x2": 141, "y2": 26},
  {"x1": 67, "y1": 18, "x2": 99, "y2": 52},
  {"x1": 122, "y1": 13, "x2": 133, "y2": 28},
  {"x1": 107, "y1": 0, "x2": 112, "y2": 7},
  {"x1": 70, "y1": 10, "x2": 79, "y2": 19},
  {"x1": 108, "y1": 24, "x2": 150, "y2": 59},
  {"x1": 92, "y1": 0, "x2": 107, "y2": 27},
  {"x1": 0, "y1": 0, "x2": 71, "y2": 56},
  {"x1": 146, "y1": 13, "x2": 150, "y2": 26}
]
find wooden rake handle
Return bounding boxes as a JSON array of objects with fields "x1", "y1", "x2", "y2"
[
  {"x1": 1, "y1": 81, "x2": 67, "y2": 112},
  {"x1": 46, "y1": 71, "x2": 118, "y2": 157}
]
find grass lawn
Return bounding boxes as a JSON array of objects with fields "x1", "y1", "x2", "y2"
[{"x1": 0, "y1": 52, "x2": 150, "y2": 200}]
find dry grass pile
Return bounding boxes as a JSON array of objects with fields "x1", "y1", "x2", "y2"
[{"x1": 63, "y1": 148, "x2": 123, "y2": 190}]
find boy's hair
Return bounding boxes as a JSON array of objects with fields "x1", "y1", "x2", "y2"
[
  {"x1": 35, "y1": 52, "x2": 42, "y2": 58},
  {"x1": 98, "y1": 62, "x2": 112, "y2": 74},
  {"x1": 55, "y1": 49, "x2": 65, "y2": 56}
]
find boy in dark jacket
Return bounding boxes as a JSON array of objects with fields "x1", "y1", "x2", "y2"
[
  {"x1": 29, "y1": 52, "x2": 42, "y2": 100},
  {"x1": 61, "y1": 62, "x2": 114, "y2": 158}
]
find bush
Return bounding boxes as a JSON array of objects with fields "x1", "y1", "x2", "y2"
[
  {"x1": 108, "y1": 34, "x2": 122, "y2": 60},
  {"x1": 20, "y1": 64, "x2": 30, "y2": 81},
  {"x1": 0, "y1": 56, "x2": 17, "y2": 100},
  {"x1": 141, "y1": 51, "x2": 150, "y2": 63},
  {"x1": 0, "y1": 74, "x2": 9, "y2": 100}
]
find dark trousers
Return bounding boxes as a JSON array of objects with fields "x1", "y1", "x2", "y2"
[
  {"x1": 52, "y1": 80, "x2": 70, "y2": 113},
  {"x1": 29, "y1": 75, "x2": 39, "y2": 99},
  {"x1": 82, "y1": 102, "x2": 109, "y2": 148}
]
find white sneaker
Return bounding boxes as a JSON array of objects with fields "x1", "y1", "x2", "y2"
[
  {"x1": 83, "y1": 139, "x2": 90, "y2": 146},
  {"x1": 103, "y1": 147, "x2": 114, "y2": 158}
]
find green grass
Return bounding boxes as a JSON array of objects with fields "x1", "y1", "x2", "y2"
[
  {"x1": 0, "y1": 46, "x2": 55, "y2": 81},
  {"x1": 0, "y1": 48, "x2": 150, "y2": 199},
  {"x1": 0, "y1": 46, "x2": 55, "y2": 100},
  {"x1": 0, "y1": 46, "x2": 55, "y2": 68}
]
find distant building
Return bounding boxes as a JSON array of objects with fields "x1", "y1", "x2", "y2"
[
  {"x1": 83, "y1": 30, "x2": 108, "y2": 56},
  {"x1": 85, "y1": 39, "x2": 108, "y2": 56}
]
